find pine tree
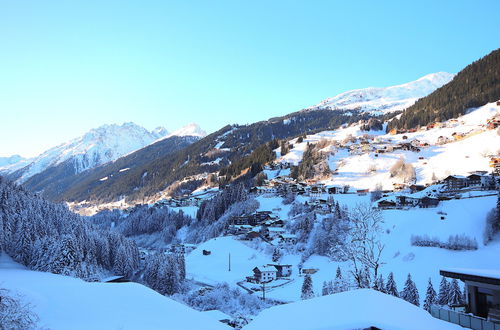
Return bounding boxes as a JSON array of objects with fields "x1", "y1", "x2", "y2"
[
  {"x1": 272, "y1": 248, "x2": 282, "y2": 263},
  {"x1": 322, "y1": 281, "x2": 329, "y2": 296},
  {"x1": 423, "y1": 278, "x2": 437, "y2": 312},
  {"x1": 448, "y1": 279, "x2": 464, "y2": 307},
  {"x1": 385, "y1": 272, "x2": 399, "y2": 297},
  {"x1": 333, "y1": 266, "x2": 347, "y2": 293},
  {"x1": 400, "y1": 273, "x2": 420, "y2": 306},
  {"x1": 301, "y1": 274, "x2": 314, "y2": 300},
  {"x1": 437, "y1": 277, "x2": 449, "y2": 306},
  {"x1": 374, "y1": 274, "x2": 385, "y2": 293}
]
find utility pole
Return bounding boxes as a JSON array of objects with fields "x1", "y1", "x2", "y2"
[
  {"x1": 228, "y1": 253, "x2": 231, "y2": 272},
  {"x1": 262, "y1": 281, "x2": 266, "y2": 302}
]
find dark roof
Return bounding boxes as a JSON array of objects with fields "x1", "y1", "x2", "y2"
[{"x1": 440, "y1": 268, "x2": 500, "y2": 286}]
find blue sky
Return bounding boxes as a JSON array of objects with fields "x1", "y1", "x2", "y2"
[{"x1": 1, "y1": 0, "x2": 499, "y2": 157}]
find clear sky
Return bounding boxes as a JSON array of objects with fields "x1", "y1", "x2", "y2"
[{"x1": 1, "y1": 0, "x2": 499, "y2": 158}]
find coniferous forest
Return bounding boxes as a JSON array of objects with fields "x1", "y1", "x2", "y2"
[{"x1": 387, "y1": 48, "x2": 500, "y2": 131}]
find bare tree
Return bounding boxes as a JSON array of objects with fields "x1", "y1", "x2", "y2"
[{"x1": 343, "y1": 203, "x2": 385, "y2": 288}]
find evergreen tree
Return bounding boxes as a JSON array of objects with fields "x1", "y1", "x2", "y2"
[
  {"x1": 423, "y1": 278, "x2": 437, "y2": 312},
  {"x1": 400, "y1": 273, "x2": 420, "y2": 306},
  {"x1": 333, "y1": 266, "x2": 348, "y2": 293},
  {"x1": 448, "y1": 279, "x2": 464, "y2": 307},
  {"x1": 322, "y1": 281, "x2": 329, "y2": 296},
  {"x1": 385, "y1": 272, "x2": 399, "y2": 297},
  {"x1": 437, "y1": 277, "x2": 450, "y2": 306},
  {"x1": 301, "y1": 274, "x2": 314, "y2": 300},
  {"x1": 272, "y1": 248, "x2": 282, "y2": 263},
  {"x1": 374, "y1": 274, "x2": 385, "y2": 293}
]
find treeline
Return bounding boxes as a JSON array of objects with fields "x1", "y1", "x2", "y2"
[
  {"x1": 0, "y1": 176, "x2": 139, "y2": 280},
  {"x1": 388, "y1": 48, "x2": 500, "y2": 130}
]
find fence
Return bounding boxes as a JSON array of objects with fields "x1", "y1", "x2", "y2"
[{"x1": 430, "y1": 306, "x2": 500, "y2": 330}]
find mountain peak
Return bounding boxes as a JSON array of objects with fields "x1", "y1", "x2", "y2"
[
  {"x1": 167, "y1": 123, "x2": 207, "y2": 138},
  {"x1": 309, "y1": 72, "x2": 455, "y2": 114}
]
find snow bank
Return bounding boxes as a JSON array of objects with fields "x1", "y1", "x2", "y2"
[
  {"x1": 244, "y1": 289, "x2": 460, "y2": 330},
  {"x1": 0, "y1": 254, "x2": 227, "y2": 330}
]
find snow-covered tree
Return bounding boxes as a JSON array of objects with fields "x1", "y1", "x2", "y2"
[
  {"x1": 437, "y1": 277, "x2": 449, "y2": 306},
  {"x1": 423, "y1": 278, "x2": 437, "y2": 312},
  {"x1": 322, "y1": 281, "x2": 330, "y2": 296},
  {"x1": 374, "y1": 274, "x2": 385, "y2": 293},
  {"x1": 385, "y1": 272, "x2": 399, "y2": 297},
  {"x1": 448, "y1": 278, "x2": 464, "y2": 307},
  {"x1": 272, "y1": 248, "x2": 282, "y2": 263},
  {"x1": 333, "y1": 266, "x2": 348, "y2": 293},
  {"x1": 301, "y1": 274, "x2": 314, "y2": 300},
  {"x1": 400, "y1": 273, "x2": 420, "y2": 306},
  {"x1": 0, "y1": 288, "x2": 38, "y2": 329}
]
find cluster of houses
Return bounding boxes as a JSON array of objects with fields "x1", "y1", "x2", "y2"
[
  {"x1": 246, "y1": 264, "x2": 293, "y2": 284},
  {"x1": 251, "y1": 177, "x2": 347, "y2": 197},
  {"x1": 440, "y1": 172, "x2": 497, "y2": 192},
  {"x1": 227, "y1": 211, "x2": 298, "y2": 245},
  {"x1": 377, "y1": 172, "x2": 499, "y2": 209}
]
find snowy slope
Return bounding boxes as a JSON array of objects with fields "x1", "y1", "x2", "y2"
[
  {"x1": 167, "y1": 123, "x2": 207, "y2": 138},
  {"x1": 186, "y1": 236, "x2": 272, "y2": 286},
  {"x1": 278, "y1": 101, "x2": 500, "y2": 190},
  {"x1": 13, "y1": 122, "x2": 168, "y2": 183},
  {"x1": 309, "y1": 72, "x2": 454, "y2": 114},
  {"x1": 0, "y1": 253, "x2": 227, "y2": 330},
  {"x1": 244, "y1": 289, "x2": 460, "y2": 330}
]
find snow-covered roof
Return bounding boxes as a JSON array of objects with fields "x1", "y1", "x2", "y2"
[
  {"x1": 242, "y1": 289, "x2": 460, "y2": 330},
  {"x1": 280, "y1": 234, "x2": 297, "y2": 239},
  {"x1": 441, "y1": 268, "x2": 500, "y2": 285},
  {"x1": 256, "y1": 265, "x2": 278, "y2": 273}
]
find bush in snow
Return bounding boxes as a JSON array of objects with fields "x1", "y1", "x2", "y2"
[
  {"x1": 179, "y1": 283, "x2": 271, "y2": 318},
  {"x1": 411, "y1": 234, "x2": 478, "y2": 251},
  {"x1": 389, "y1": 157, "x2": 416, "y2": 183},
  {"x1": 0, "y1": 288, "x2": 38, "y2": 329}
]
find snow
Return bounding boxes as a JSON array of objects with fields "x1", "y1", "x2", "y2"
[
  {"x1": 14, "y1": 122, "x2": 168, "y2": 183},
  {"x1": 277, "y1": 101, "x2": 500, "y2": 190},
  {"x1": 0, "y1": 253, "x2": 228, "y2": 330},
  {"x1": 309, "y1": 72, "x2": 455, "y2": 115},
  {"x1": 155, "y1": 123, "x2": 207, "y2": 143},
  {"x1": 243, "y1": 289, "x2": 460, "y2": 330},
  {"x1": 186, "y1": 237, "x2": 272, "y2": 286}
]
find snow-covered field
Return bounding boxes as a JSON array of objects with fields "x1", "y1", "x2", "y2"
[
  {"x1": 185, "y1": 193, "x2": 499, "y2": 305},
  {"x1": 0, "y1": 254, "x2": 227, "y2": 330}
]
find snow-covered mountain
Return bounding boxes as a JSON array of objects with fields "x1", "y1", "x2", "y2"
[
  {"x1": 166, "y1": 123, "x2": 207, "y2": 139},
  {"x1": 309, "y1": 72, "x2": 455, "y2": 114},
  {"x1": 0, "y1": 155, "x2": 25, "y2": 167},
  {"x1": 13, "y1": 122, "x2": 169, "y2": 183}
]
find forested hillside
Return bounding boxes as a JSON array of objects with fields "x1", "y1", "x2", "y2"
[
  {"x1": 61, "y1": 109, "x2": 377, "y2": 203},
  {"x1": 387, "y1": 48, "x2": 500, "y2": 130},
  {"x1": 33, "y1": 135, "x2": 199, "y2": 201},
  {"x1": 0, "y1": 176, "x2": 139, "y2": 279}
]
